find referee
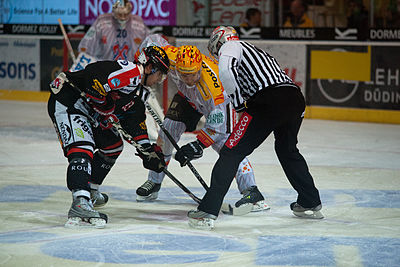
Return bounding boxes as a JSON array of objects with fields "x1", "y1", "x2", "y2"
[{"x1": 187, "y1": 26, "x2": 323, "y2": 229}]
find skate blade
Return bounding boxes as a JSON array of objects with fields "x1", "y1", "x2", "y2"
[
  {"x1": 188, "y1": 218, "x2": 214, "y2": 230},
  {"x1": 65, "y1": 217, "x2": 107, "y2": 229},
  {"x1": 136, "y1": 192, "x2": 158, "y2": 202},
  {"x1": 220, "y1": 203, "x2": 253, "y2": 216},
  {"x1": 251, "y1": 200, "x2": 271, "y2": 212},
  {"x1": 293, "y1": 210, "x2": 324, "y2": 219}
]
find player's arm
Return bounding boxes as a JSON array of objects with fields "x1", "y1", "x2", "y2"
[
  {"x1": 218, "y1": 41, "x2": 246, "y2": 112},
  {"x1": 107, "y1": 61, "x2": 144, "y2": 90},
  {"x1": 116, "y1": 92, "x2": 166, "y2": 172}
]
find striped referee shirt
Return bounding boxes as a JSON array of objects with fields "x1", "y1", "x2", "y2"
[{"x1": 218, "y1": 41, "x2": 294, "y2": 111}]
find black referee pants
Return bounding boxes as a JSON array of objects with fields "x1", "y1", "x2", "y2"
[{"x1": 198, "y1": 85, "x2": 322, "y2": 216}]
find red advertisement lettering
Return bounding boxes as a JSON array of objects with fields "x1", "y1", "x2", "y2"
[{"x1": 225, "y1": 112, "x2": 252, "y2": 149}]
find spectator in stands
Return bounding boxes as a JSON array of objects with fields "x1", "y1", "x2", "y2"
[
  {"x1": 283, "y1": 0, "x2": 314, "y2": 28},
  {"x1": 240, "y1": 8, "x2": 262, "y2": 27},
  {"x1": 378, "y1": 0, "x2": 400, "y2": 28},
  {"x1": 346, "y1": 0, "x2": 369, "y2": 29}
]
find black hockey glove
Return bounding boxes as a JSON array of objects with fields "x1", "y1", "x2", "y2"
[
  {"x1": 175, "y1": 140, "x2": 204, "y2": 167},
  {"x1": 136, "y1": 144, "x2": 166, "y2": 173},
  {"x1": 89, "y1": 93, "x2": 115, "y2": 116}
]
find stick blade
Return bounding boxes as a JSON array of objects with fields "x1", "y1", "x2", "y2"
[{"x1": 220, "y1": 203, "x2": 253, "y2": 216}]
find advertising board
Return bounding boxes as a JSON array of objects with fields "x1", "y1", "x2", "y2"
[{"x1": 0, "y1": 37, "x2": 40, "y2": 91}]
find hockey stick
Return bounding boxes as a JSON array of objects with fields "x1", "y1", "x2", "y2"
[
  {"x1": 61, "y1": 78, "x2": 248, "y2": 212},
  {"x1": 145, "y1": 98, "x2": 255, "y2": 216},
  {"x1": 58, "y1": 18, "x2": 77, "y2": 63},
  {"x1": 144, "y1": 101, "x2": 210, "y2": 191},
  {"x1": 60, "y1": 78, "x2": 201, "y2": 203},
  {"x1": 106, "y1": 116, "x2": 201, "y2": 204}
]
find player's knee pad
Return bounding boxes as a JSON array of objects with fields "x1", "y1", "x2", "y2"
[
  {"x1": 66, "y1": 156, "x2": 92, "y2": 192},
  {"x1": 90, "y1": 151, "x2": 117, "y2": 185},
  {"x1": 157, "y1": 119, "x2": 186, "y2": 154},
  {"x1": 51, "y1": 103, "x2": 95, "y2": 156}
]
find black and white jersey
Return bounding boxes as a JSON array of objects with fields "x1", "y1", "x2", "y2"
[{"x1": 218, "y1": 41, "x2": 294, "y2": 111}]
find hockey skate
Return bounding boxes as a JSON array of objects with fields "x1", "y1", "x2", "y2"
[
  {"x1": 235, "y1": 186, "x2": 270, "y2": 212},
  {"x1": 65, "y1": 197, "x2": 108, "y2": 228},
  {"x1": 187, "y1": 209, "x2": 217, "y2": 230},
  {"x1": 90, "y1": 189, "x2": 109, "y2": 208},
  {"x1": 290, "y1": 202, "x2": 324, "y2": 219},
  {"x1": 136, "y1": 180, "x2": 161, "y2": 202}
]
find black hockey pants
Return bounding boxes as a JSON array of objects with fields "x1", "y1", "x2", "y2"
[{"x1": 198, "y1": 85, "x2": 322, "y2": 216}]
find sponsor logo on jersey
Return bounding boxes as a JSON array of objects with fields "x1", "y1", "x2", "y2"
[
  {"x1": 139, "y1": 121, "x2": 147, "y2": 130},
  {"x1": 110, "y1": 78, "x2": 121, "y2": 87},
  {"x1": 225, "y1": 113, "x2": 252, "y2": 149},
  {"x1": 118, "y1": 60, "x2": 129, "y2": 66},
  {"x1": 103, "y1": 83, "x2": 111, "y2": 92},
  {"x1": 122, "y1": 100, "x2": 135, "y2": 112},
  {"x1": 91, "y1": 79, "x2": 106, "y2": 96},
  {"x1": 75, "y1": 128, "x2": 85, "y2": 139},
  {"x1": 73, "y1": 116, "x2": 91, "y2": 134},
  {"x1": 59, "y1": 121, "x2": 72, "y2": 144},
  {"x1": 206, "y1": 110, "x2": 224, "y2": 126},
  {"x1": 202, "y1": 62, "x2": 220, "y2": 89}
]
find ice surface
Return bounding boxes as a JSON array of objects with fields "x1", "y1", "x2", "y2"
[{"x1": 0, "y1": 100, "x2": 399, "y2": 266}]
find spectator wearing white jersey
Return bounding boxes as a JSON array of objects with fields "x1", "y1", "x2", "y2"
[{"x1": 78, "y1": 0, "x2": 150, "y2": 61}]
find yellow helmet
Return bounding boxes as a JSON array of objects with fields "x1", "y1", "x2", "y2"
[{"x1": 176, "y1": 45, "x2": 202, "y2": 74}]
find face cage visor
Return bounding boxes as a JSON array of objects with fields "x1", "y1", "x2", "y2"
[{"x1": 177, "y1": 68, "x2": 202, "y2": 86}]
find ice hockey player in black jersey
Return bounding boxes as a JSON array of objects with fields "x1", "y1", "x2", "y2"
[{"x1": 47, "y1": 46, "x2": 170, "y2": 228}]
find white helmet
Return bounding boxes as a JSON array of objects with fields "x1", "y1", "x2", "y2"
[
  {"x1": 207, "y1": 26, "x2": 239, "y2": 60},
  {"x1": 112, "y1": 0, "x2": 133, "y2": 27}
]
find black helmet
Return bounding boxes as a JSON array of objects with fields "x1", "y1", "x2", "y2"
[{"x1": 137, "y1": 45, "x2": 170, "y2": 74}]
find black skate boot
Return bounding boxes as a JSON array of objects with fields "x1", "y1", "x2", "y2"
[
  {"x1": 235, "y1": 186, "x2": 270, "y2": 212},
  {"x1": 136, "y1": 180, "x2": 161, "y2": 202},
  {"x1": 290, "y1": 202, "x2": 324, "y2": 219},
  {"x1": 65, "y1": 196, "x2": 108, "y2": 228}
]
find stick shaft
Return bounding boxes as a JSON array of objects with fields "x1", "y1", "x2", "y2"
[
  {"x1": 144, "y1": 102, "x2": 209, "y2": 191},
  {"x1": 58, "y1": 18, "x2": 76, "y2": 62}
]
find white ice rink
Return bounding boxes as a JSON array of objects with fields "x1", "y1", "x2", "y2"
[{"x1": 0, "y1": 100, "x2": 399, "y2": 267}]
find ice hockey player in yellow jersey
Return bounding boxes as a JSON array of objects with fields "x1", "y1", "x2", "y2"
[{"x1": 135, "y1": 35, "x2": 269, "y2": 215}]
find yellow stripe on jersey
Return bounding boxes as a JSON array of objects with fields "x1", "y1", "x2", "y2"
[
  {"x1": 197, "y1": 78, "x2": 212, "y2": 101},
  {"x1": 198, "y1": 58, "x2": 225, "y2": 106}
]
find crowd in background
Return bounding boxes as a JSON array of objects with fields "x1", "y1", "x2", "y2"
[{"x1": 248, "y1": 0, "x2": 400, "y2": 28}]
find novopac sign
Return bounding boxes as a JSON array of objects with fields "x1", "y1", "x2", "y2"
[{"x1": 79, "y1": 0, "x2": 176, "y2": 25}]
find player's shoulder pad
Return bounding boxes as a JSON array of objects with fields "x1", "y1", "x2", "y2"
[{"x1": 93, "y1": 13, "x2": 114, "y2": 28}]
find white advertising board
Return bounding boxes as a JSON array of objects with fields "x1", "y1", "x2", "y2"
[{"x1": 0, "y1": 37, "x2": 40, "y2": 91}]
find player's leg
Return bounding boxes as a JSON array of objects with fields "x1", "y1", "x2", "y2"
[
  {"x1": 190, "y1": 111, "x2": 273, "y2": 228},
  {"x1": 90, "y1": 127, "x2": 124, "y2": 207},
  {"x1": 234, "y1": 158, "x2": 269, "y2": 211},
  {"x1": 137, "y1": 93, "x2": 201, "y2": 201},
  {"x1": 48, "y1": 98, "x2": 107, "y2": 228},
  {"x1": 136, "y1": 119, "x2": 187, "y2": 201},
  {"x1": 273, "y1": 88, "x2": 323, "y2": 219},
  {"x1": 212, "y1": 138, "x2": 268, "y2": 212}
]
